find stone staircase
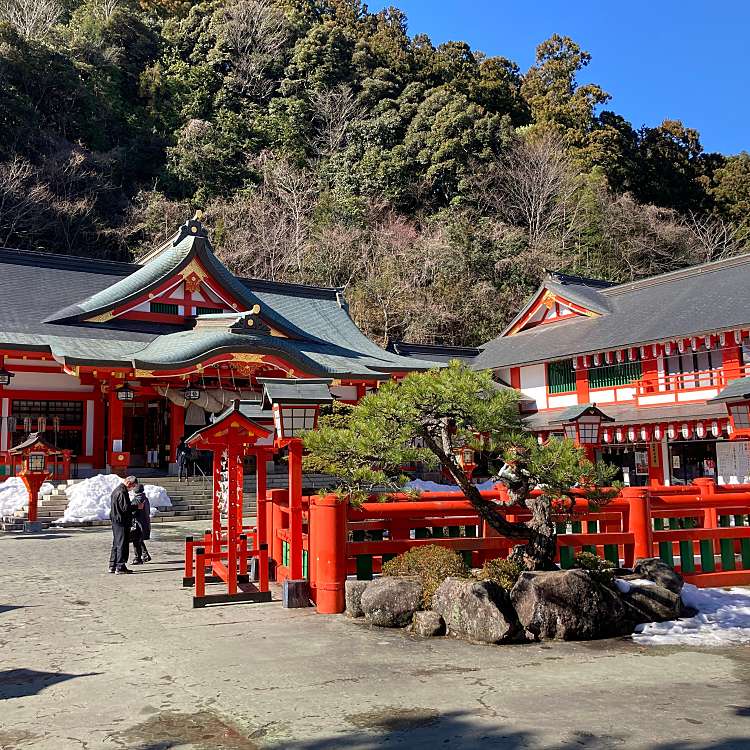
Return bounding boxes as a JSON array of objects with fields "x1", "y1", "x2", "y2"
[{"x1": 1, "y1": 471, "x2": 337, "y2": 530}]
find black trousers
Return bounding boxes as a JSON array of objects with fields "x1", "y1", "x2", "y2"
[
  {"x1": 131, "y1": 528, "x2": 149, "y2": 561},
  {"x1": 109, "y1": 522, "x2": 129, "y2": 569}
]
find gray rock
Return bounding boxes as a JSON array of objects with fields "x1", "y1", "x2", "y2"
[
  {"x1": 411, "y1": 610, "x2": 445, "y2": 637},
  {"x1": 510, "y1": 569, "x2": 633, "y2": 641},
  {"x1": 361, "y1": 576, "x2": 423, "y2": 627},
  {"x1": 633, "y1": 558, "x2": 684, "y2": 594},
  {"x1": 432, "y1": 577, "x2": 523, "y2": 644},
  {"x1": 345, "y1": 579, "x2": 369, "y2": 618},
  {"x1": 617, "y1": 578, "x2": 684, "y2": 623}
]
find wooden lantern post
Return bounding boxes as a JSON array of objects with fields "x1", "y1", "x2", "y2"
[{"x1": 9, "y1": 433, "x2": 63, "y2": 533}]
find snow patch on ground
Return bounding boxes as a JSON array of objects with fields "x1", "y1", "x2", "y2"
[
  {"x1": 0, "y1": 477, "x2": 54, "y2": 516},
  {"x1": 404, "y1": 478, "x2": 498, "y2": 493},
  {"x1": 55, "y1": 474, "x2": 172, "y2": 523},
  {"x1": 634, "y1": 583, "x2": 750, "y2": 646}
]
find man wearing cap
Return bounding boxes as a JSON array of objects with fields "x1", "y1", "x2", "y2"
[{"x1": 108, "y1": 475, "x2": 137, "y2": 574}]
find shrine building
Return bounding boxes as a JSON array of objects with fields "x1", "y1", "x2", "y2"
[
  {"x1": 472, "y1": 256, "x2": 750, "y2": 486},
  {"x1": 0, "y1": 215, "x2": 439, "y2": 476}
]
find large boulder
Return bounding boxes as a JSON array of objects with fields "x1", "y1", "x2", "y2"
[
  {"x1": 345, "y1": 579, "x2": 369, "y2": 618},
  {"x1": 432, "y1": 577, "x2": 523, "y2": 644},
  {"x1": 411, "y1": 610, "x2": 445, "y2": 637},
  {"x1": 615, "y1": 578, "x2": 684, "y2": 623},
  {"x1": 633, "y1": 558, "x2": 684, "y2": 594},
  {"x1": 361, "y1": 576, "x2": 423, "y2": 627},
  {"x1": 510, "y1": 569, "x2": 633, "y2": 641}
]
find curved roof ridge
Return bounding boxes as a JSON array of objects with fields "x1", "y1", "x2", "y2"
[{"x1": 0, "y1": 246, "x2": 137, "y2": 275}]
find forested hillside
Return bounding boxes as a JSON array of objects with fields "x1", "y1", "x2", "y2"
[{"x1": 2, "y1": 0, "x2": 749, "y2": 346}]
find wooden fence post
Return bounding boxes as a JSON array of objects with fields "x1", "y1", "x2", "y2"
[{"x1": 622, "y1": 486, "x2": 653, "y2": 562}]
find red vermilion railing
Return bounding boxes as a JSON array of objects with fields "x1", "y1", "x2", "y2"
[{"x1": 302, "y1": 481, "x2": 750, "y2": 614}]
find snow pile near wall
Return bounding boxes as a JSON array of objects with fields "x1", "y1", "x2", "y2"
[
  {"x1": 634, "y1": 584, "x2": 750, "y2": 646},
  {"x1": 404, "y1": 478, "x2": 499, "y2": 493},
  {"x1": 56, "y1": 474, "x2": 171, "y2": 523},
  {"x1": 0, "y1": 477, "x2": 54, "y2": 516}
]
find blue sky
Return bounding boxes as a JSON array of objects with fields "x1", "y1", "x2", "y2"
[{"x1": 368, "y1": 1, "x2": 748, "y2": 155}]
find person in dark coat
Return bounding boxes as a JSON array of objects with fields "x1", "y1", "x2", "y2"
[
  {"x1": 176, "y1": 436, "x2": 189, "y2": 482},
  {"x1": 130, "y1": 484, "x2": 152, "y2": 565},
  {"x1": 108, "y1": 475, "x2": 137, "y2": 574}
]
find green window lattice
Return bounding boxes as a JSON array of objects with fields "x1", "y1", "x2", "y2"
[
  {"x1": 150, "y1": 301, "x2": 179, "y2": 315},
  {"x1": 547, "y1": 359, "x2": 576, "y2": 394},
  {"x1": 588, "y1": 361, "x2": 642, "y2": 389},
  {"x1": 196, "y1": 306, "x2": 223, "y2": 315}
]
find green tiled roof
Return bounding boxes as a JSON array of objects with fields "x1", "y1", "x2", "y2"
[{"x1": 0, "y1": 222, "x2": 443, "y2": 378}]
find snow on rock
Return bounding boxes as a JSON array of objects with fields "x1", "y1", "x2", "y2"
[
  {"x1": 0, "y1": 477, "x2": 54, "y2": 516},
  {"x1": 634, "y1": 584, "x2": 750, "y2": 646},
  {"x1": 404, "y1": 478, "x2": 498, "y2": 493},
  {"x1": 55, "y1": 474, "x2": 172, "y2": 523}
]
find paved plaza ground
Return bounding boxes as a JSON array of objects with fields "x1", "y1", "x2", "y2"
[{"x1": 1, "y1": 522, "x2": 749, "y2": 750}]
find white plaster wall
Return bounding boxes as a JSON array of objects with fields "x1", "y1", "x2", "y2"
[
  {"x1": 519, "y1": 364, "x2": 547, "y2": 409},
  {"x1": 677, "y1": 389, "x2": 718, "y2": 402},
  {"x1": 616, "y1": 387, "x2": 636, "y2": 402},
  {"x1": 6, "y1": 371, "x2": 93, "y2": 392},
  {"x1": 589, "y1": 388, "x2": 615, "y2": 403},
  {"x1": 548, "y1": 393, "x2": 578, "y2": 408},
  {"x1": 330, "y1": 385, "x2": 358, "y2": 401},
  {"x1": 639, "y1": 393, "x2": 676, "y2": 406}
]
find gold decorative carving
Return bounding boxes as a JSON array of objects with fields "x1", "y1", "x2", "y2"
[
  {"x1": 85, "y1": 310, "x2": 115, "y2": 323},
  {"x1": 134, "y1": 369, "x2": 153, "y2": 378},
  {"x1": 231, "y1": 353, "x2": 265, "y2": 364}
]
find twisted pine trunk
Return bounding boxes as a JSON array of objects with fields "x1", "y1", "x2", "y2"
[
  {"x1": 421, "y1": 430, "x2": 557, "y2": 570},
  {"x1": 422, "y1": 429, "x2": 557, "y2": 570}
]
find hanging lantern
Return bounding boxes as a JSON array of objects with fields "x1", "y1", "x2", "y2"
[
  {"x1": 665, "y1": 342, "x2": 673, "y2": 356},
  {"x1": 690, "y1": 337, "x2": 698, "y2": 351},
  {"x1": 616, "y1": 350, "x2": 624, "y2": 363},
  {"x1": 182, "y1": 381, "x2": 202, "y2": 401},
  {"x1": 583, "y1": 355, "x2": 590, "y2": 368},
  {"x1": 711, "y1": 421, "x2": 720, "y2": 438},
  {"x1": 605, "y1": 351, "x2": 614, "y2": 364},
  {"x1": 0, "y1": 366, "x2": 15, "y2": 386},
  {"x1": 652, "y1": 343, "x2": 659, "y2": 357},
  {"x1": 727, "y1": 421, "x2": 734, "y2": 436},
  {"x1": 537, "y1": 434, "x2": 544, "y2": 445},
  {"x1": 627, "y1": 426, "x2": 636, "y2": 442},
  {"x1": 23, "y1": 416, "x2": 32, "y2": 433},
  {"x1": 695, "y1": 422, "x2": 706, "y2": 439},
  {"x1": 734, "y1": 330, "x2": 743, "y2": 344},
  {"x1": 654, "y1": 424, "x2": 663, "y2": 441},
  {"x1": 667, "y1": 424, "x2": 676, "y2": 440},
  {"x1": 704, "y1": 335, "x2": 712, "y2": 350},
  {"x1": 37, "y1": 416, "x2": 46, "y2": 433},
  {"x1": 602, "y1": 428, "x2": 612, "y2": 444},
  {"x1": 640, "y1": 425, "x2": 651, "y2": 442},
  {"x1": 116, "y1": 382, "x2": 135, "y2": 401},
  {"x1": 681, "y1": 423, "x2": 691, "y2": 439},
  {"x1": 593, "y1": 353, "x2": 601, "y2": 366},
  {"x1": 615, "y1": 428, "x2": 624, "y2": 443},
  {"x1": 52, "y1": 416, "x2": 61, "y2": 432},
  {"x1": 7, "y1": 415, "x2": 16, "y2": 433}
]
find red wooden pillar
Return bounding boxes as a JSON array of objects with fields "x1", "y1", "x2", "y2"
[
  {"x1": 310, "y1": 494, "x2": 347, "y2": 614},
  {"x1": 724, "y1": 344, "x2": 742, "y2": 381},
  {"x1": 225, "y1": 433, "x2": 239, "y2": 595},
  {"x1": 93, "y1": 390, "x2": 106, "y2": 470},
  {"x1": 169, "y1": 401, "x2": 185, "y2": 464},
  {"x1": 288, "y1": 440, "x2": 304, "y2": 579},
  {"x1": 107, "y1": 387, "x2": 128, "y2": 472},
  {"x1": 256, "y1": 448, "x2": 269, "y2": 592},
  {"x1": 575, "y1": 368, "x2": 589, "y2": 404},
  {"x1": 212, "y1": 447, "x2": 223, "y2": 551},
  {"x1": 623, "y1": 486, "x2": 653, "y2": 563}
]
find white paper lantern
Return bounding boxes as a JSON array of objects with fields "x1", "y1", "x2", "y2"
[
  {"x1": 627, "y1": 426, "x2": 636, "y2": 442},
  {"x1": 681, "y1": 423, "x2": 691, "y2": 439},
  {"x1": 602, "y1": 428, "x2": 611, "y2": 444},
  {"x1": 654, "y1": 425, "x2": 663, "y2": 441},
  {"x1": 640, "y1": 426, "x2": 650, "y2": 441},
  {"x1": 667, "y1": 424, "x2": 676, "y2": 440},
  {"x1": 615, "y1": 428, "x2": 624, "y2": 443},
  {"x1": 695, "y1": 422, "x2": 706, "y2": 438},
  {"x1": 711, "y1": 421, "x2": 720, "y2": 438}
]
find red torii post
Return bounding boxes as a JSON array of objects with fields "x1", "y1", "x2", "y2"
[{"x1": 183, "y1": 400, "x2": 274, "y2": 608}]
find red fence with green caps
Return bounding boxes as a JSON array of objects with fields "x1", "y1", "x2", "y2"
[{"x1": 304, "y1": 480, "x2": 750, "y2": 614}]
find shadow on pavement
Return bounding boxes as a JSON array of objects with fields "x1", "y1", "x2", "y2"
[
  {"x1": 10, "y1": 534, "x2": 72, "y2": 541},
  {"x1": 0, "y1": 668, "x2": 99, "y2": 700}
]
